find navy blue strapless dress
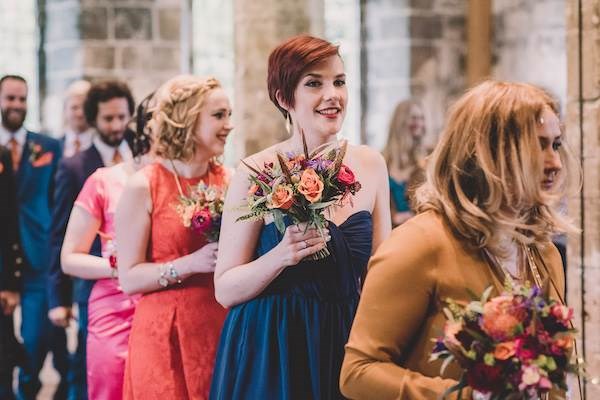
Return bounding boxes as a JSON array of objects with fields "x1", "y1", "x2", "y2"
[{"x1": 210, "y1": 211, "x2": 373, "y2": 400}]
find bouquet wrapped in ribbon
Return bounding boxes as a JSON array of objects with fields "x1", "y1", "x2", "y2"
[
  {"x1": 430, "y1": 281, "x2": 580, "y2": 400},
  {"x1": 174, "y1": 182, "x2": 225, "y2": 242},
  {"x1": 237, "y1": 132, "x2": 361, "y2": 260}
]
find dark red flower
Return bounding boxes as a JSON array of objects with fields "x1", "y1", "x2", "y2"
[
  {"x1": 109, "y1": 254, "x2": 117, "y2": 269},
  {"x1": 191, "y1": 208, "x2": 212, "y2": 234},
  {"x1": 337, "y1": 164, "x2": 356, "y2": 186},
  {"x1": 466, "y1": 363, "x2": 503, "y2": 393}
]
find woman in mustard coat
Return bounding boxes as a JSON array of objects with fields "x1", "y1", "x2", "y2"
[{"x1": 340, "y1": 80, "x2": 573, "y2": 400}]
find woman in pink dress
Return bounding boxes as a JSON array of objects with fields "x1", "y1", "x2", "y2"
[
  {"x1": 60, "y1": 96, "x2": 154, "y2": 400},
  {"x1": 115, "y1": 75, "x2": 232, "y2": 399}
]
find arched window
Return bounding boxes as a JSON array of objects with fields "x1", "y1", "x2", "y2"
[{"x1": 0, "y1": 0, "x2": 40, "y2": 131}]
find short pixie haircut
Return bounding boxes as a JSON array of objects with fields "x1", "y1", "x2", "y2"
[
  {"x1": 267, "y1": 35, "x2": 340, "y2": 122},
  {"x1": 84, "y1": 80, "x2": 135, "y2": 126}
]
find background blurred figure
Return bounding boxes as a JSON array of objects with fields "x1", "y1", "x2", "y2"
[
  {"x1": 59, "y1": 93, "x2": 154, "y2": 400},
  {"x1": 48, "y1": 80, "x2": 135, "y2": 400},
  {"x1": 0, "y1": 144, "x2": 25, "y2": 400},
  {"x1": 382, "y1": 99, "x2": 427, "y2": 227},
  {"x1": 60, "y1": 80, "x2": 92, "y2": 158},
  {"x1": 0, "y1": 74, "x2": 66, "y2": 400}
]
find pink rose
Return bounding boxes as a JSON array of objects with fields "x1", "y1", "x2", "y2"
[
  {"x1": 551, "y1": 304, "x2": 573, "y2": 326},
  {"x1": 337, "y1": 164, "x2": 356, "y2": 186},
  {"x1": 191, "y1": 208, "x2": 212, "y2": 234}
]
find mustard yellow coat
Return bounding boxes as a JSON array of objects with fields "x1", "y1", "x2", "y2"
[{"x1": 340, "y1": 211, "x2": 565, "y2": 400}]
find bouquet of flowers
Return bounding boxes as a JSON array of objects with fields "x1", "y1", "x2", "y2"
[
  {"x1": 430, "y1": 281, "x2": 579, "y2": 400},
  {"x1": 237, "y1": 132, "x2": 361, "y2": 260},
  {"x1": 174, "y1": 182, "x2": 225, "y2": 242}
]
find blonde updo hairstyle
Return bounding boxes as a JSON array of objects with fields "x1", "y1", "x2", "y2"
[
  {"x1": 150, "y1": 75, "x2": 221, "y2": 161},
  {"x1": 414, "y1": 80, "x2": 575, "y2": 258}
]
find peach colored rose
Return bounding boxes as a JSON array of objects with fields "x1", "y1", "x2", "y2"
[
  {"x1": 481, "y1": 296, "x2": 526, "y2": 341},
  {"x1": 493, "y1": 341, "x2": 516, "y2": 360},
  {"x1": 248, "y1": 184, "x2": 259, "y2": 196},
  {"x1": 297, "y1": 168, "x2": 324, "y2": 203},
  {"x1": 269, "y1": 184, "x2": 294, "y2": 210}
]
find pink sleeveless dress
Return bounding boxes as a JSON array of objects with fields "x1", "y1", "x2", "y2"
[
  {"x1": 123, "y1": 162, "x2": 229, "y2": 400},
  {"x1": 75, "y1": 164, "x2": 140, "y2": 400}
]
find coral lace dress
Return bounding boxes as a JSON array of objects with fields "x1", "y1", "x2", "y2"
[{"x1": 123, "y1": 162, "x2": 228, "y2": 399}]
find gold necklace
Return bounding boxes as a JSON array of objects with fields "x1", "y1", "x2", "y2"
[
  {"x1": 485, "y1": 244, "x2": 543, "y2": 288},
  {"x1": 168, "y1": 159, "x2": 185, "y2": 198},
  {"x1": 522, "y1": 244, "x2": 544, "y2": 289}
]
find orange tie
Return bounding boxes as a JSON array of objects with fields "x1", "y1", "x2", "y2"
[
  {"x1": 112, "y1": 149, "x2": 123, "y2": 164},
  {"x1": 73, "y1": 138, "x2": 81, "y2": 154},
  {"x1": 9, "y1": 137, "x2": 20, "y2": 172}
]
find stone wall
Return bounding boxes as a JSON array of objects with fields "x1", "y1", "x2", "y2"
[
  {"x1": 0, "y1": 0, "x2": 40, "y2": 130},
  {"x1": 232, "y1": 0, "x2": 324, "y2": 160},
  {"x1": 566, "y1": 1, "x2": 600, "y2": 398},
  {"x1": 492, "y1": 0, "x2": 567, "y2": 109},
  {"x1": 42, "y1": 0, "x2": 184, "y2": 135},
  {"x1": 361, "y1": 0, "x2": 467, "y2": 150}
]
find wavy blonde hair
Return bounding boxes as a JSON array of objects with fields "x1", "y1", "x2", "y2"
[
  {"x1": 150, "y1": 75, "x2": 221, "y2": 161},
  {"x1": 382, "y1": 99, "x2": 426, "y2": 171},
  {"x1": 414, "y1": 80, "x2": 576, "y2": 257}
]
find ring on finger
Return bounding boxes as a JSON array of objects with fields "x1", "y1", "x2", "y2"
[{"x1": 303, "y1": 240, "x2": 309, "y2": 249}]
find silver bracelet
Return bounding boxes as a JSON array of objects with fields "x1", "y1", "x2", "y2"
[
  {"x1": 167, "y1": 262, "x2": 182, "y2": 285},
  {"x1": 158, "y1": 263, "x2": 169, "y2": 288}
]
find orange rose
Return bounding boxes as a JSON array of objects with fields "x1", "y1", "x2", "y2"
[
  {"x1": 494, "y1": 341, "x2": 516, "y2": 360},
  {"x1": 297, "y1": 168, "x2": 324, "y2": 203},
  {"x1": 269, "y1": 184, "x2": 294, "y2": 210},
  {"x1": 481, "y1": 296, "x2": 526, "y2": 341},
  {"x1": 248, "y1": 184, "x2": 259, "y2": 196}
]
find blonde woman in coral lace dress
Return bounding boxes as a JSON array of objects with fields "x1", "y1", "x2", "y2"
[{"x1": 115, "y1": 75, "x2": 233, "y2": 399}]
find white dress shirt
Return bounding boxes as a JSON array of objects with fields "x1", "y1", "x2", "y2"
[
  {"x1": 92, "y1": 134, "x2": 133, "y2": 167},
  {"x1": 0, "y1": 125, "x2": 27, "y2": 161},
  {"x1": 63, "y1": 129, "x2": 94, "y2": 158}
]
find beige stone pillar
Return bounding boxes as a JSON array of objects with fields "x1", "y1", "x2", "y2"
[
  {"x1": 41, "y1": 0, "x2": 184, "y2": 134},
  {"x1": 467, "y1": 0, "x2": 491, "y2": 86},
  {"x1": 566, "y1": 1, "x2": 600, "y2": 398},
  {"x1": 233, "y1": 0, "x2": 324, "y2": 160}
]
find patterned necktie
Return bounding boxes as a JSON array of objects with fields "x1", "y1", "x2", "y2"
[
  {"x1": 9, "y1": 137, "x2": 20, "y2": 172},
  {"x1": 112, "y1": 149, "x2": 123, "y2": 165}
]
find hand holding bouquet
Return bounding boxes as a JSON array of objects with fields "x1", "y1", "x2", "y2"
[
  {"x1": 237, "y1": 131, "x2": 361, "y2": 260},
  {"x1": 174, "y1": 182, "x2": 225, "y2": 242},
  {"x1": 430, "y1": 281, "x2": 580, "y2": 400}
]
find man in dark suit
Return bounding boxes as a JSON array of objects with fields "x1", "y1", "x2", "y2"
[
  {"x1": 0, "y1": 145, "x2": 25, "y2": 400},
  {"x1": 48, "y1": 80, "x2": 135, "y2": 400},
  {"x1": 0, "y1": 75, "x2": 67, "y2": 400}
]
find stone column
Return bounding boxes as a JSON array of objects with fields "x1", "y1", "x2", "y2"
[
  {"x1": 566, "y1": 1, "x2": 600, "y2": 399},
  {"x1": 233, "y1": 0, "x2": 324, "y2": 160},
  {"x1": 41, "y1": 0, "x2": 185, "y2": 134},
  {"x1": 492, "y1": 0, "x2": 567, "y2": 108},
  {"x1": 361, "y1": 0, "x2": 467, "y2": 149},
  {"x1": 467, "y1": 0, "x2": 491, "y2": 85}
]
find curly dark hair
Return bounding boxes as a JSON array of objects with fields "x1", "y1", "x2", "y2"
[{"x1": 84, "y1": 80, "x2": 135, "y2": 126}]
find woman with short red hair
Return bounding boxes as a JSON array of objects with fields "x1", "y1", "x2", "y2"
[{"x1": 210, "y1": 35, "x2": 391, "y2": 399}]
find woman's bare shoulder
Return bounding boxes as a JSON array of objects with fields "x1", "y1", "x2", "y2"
[{"x1": 346, "y1": 143, "x2": 387, "y2": 175}]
